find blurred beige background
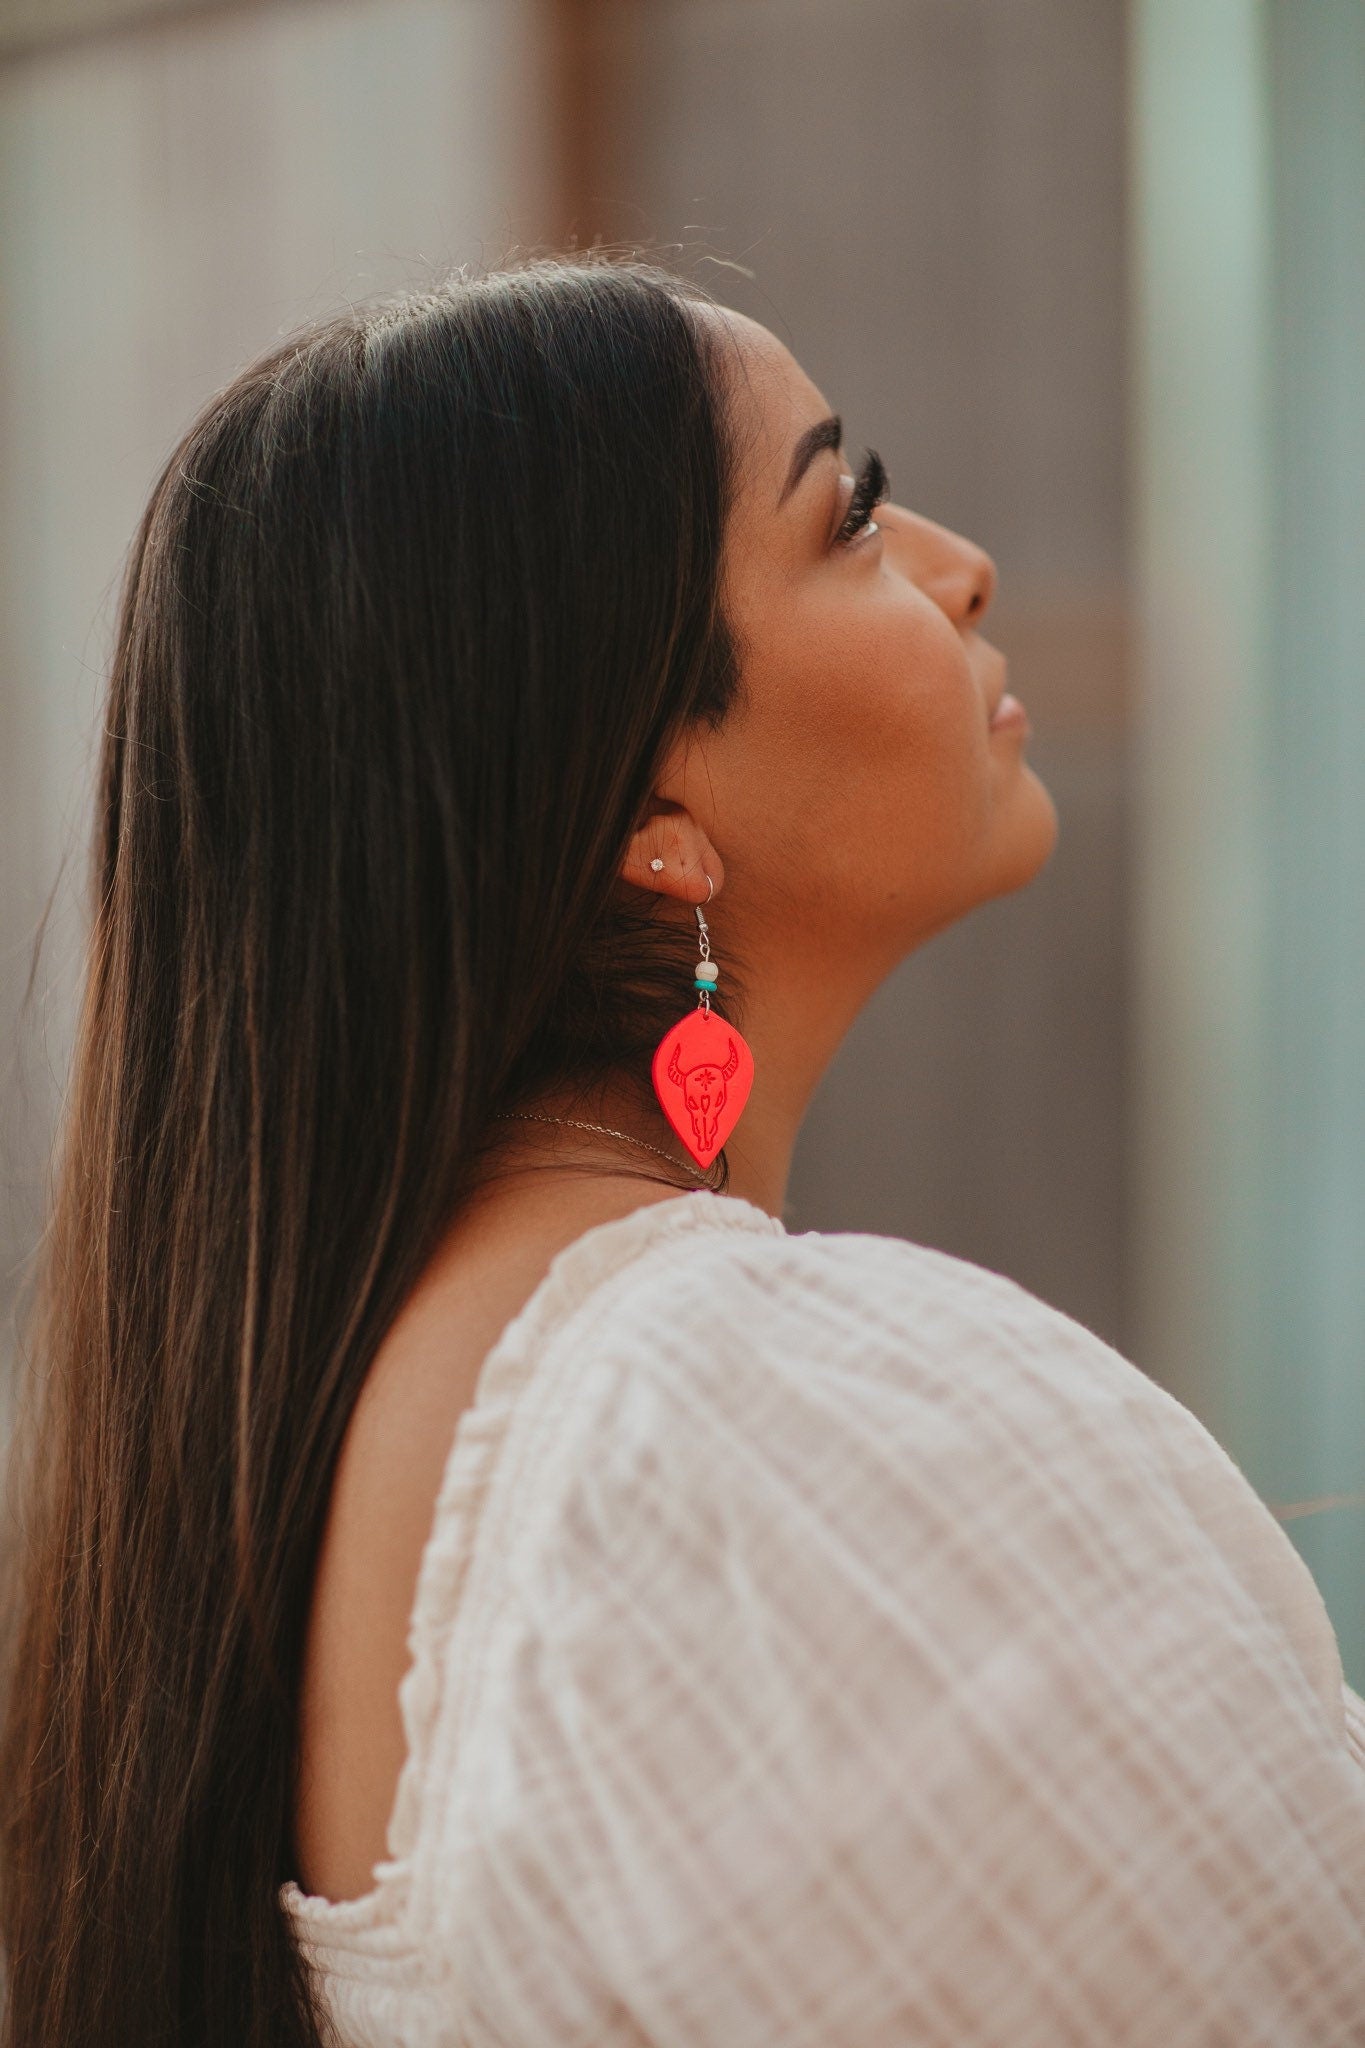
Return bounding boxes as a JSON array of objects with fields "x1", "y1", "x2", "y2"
[{"x1": 2, "y1": 0, "x2": 1362, "y2": 1680}]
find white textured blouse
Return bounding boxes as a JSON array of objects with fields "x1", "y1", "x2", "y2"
[{"x1": 280, "y1": 1189, "x2": 1365, "y2": 2047}]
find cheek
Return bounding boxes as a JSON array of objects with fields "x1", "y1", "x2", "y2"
[{"x1": 737, "y1": 579, "x2": 990, "y2": 915}]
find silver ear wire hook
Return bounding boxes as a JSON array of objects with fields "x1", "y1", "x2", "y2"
[{"x1": 694, "y1": 872, "x2": 713, "y2": 949}]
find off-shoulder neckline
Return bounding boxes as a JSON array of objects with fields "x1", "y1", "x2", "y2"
[{"x1": 282, "y1": 1188, "x2": 787, "y2": 1959}]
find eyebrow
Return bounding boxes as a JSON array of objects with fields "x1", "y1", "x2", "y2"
[{"x1": 777, "y1": 413, "x2": 843, "y2": 508}]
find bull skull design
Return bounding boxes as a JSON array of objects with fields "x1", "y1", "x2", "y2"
[{"x1": 667, "y1": 1033, "x2": 740, "y2": 1156}]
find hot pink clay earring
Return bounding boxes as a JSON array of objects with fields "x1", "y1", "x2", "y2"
[{"x1": 647, "y1": 863, "x2": 755, "y2": 1170}]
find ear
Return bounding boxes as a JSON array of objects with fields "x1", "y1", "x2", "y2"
[{"x1": 619, "y1": 797, "x2": 725, "y2": 906}]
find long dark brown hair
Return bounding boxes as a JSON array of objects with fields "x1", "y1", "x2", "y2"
[{"x1": 0, "y1": 251, "x2": 753, "y2": 2046}]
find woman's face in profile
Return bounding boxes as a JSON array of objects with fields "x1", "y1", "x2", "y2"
[{"x1": 657, "y1": 303, "x2": 1059, "y2": 987}]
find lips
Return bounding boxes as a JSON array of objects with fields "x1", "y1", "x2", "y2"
[
  {"x1": 980, "y1": 650, "x2": 1024, "y2": 731},
  {"x1": 989, "y1": 692, "x2": 1029, "y2": 734},
  {"x1": 982, "y1": 654, "x2": 1007, "y2": 724}
]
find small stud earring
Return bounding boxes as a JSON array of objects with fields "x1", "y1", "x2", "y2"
[{"x1": 649, "y1": 857, "x2": 664, "y2": 871}]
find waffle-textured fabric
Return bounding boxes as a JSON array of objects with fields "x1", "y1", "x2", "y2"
[{"x1": 280, "y1": 1189, "x2": 1365, "y2": 2047}]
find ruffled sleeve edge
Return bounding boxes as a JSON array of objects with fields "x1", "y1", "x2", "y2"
[{"x1": 279, "y1": 1189, "x2": 784, "y2": 1959}]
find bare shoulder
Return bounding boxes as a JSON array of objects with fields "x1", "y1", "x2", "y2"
[{"x1": 291, "y1": 1296, "x2": 494, "y2": 1903}]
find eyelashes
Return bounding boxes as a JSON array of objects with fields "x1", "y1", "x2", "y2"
[{"x1": 834, "y1": 447, "x2": 889, "y2": 546}]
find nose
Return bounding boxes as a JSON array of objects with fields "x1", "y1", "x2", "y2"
[
  {"x1": 890, "y1": 510, "x2": 998, "y2": 628},
  {"x1": 947, "y1": 541, "x2": 997, "y2": 627}
]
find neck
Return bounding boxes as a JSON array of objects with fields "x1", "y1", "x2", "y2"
[
  {"x1": 678, "y1": 967, "x2": 849, "y2": 1216},
  {"x1": 486, "y1": 918, "x2": 886, "y2": 1222}
]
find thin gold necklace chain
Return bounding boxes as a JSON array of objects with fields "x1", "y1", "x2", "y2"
[{"x1": 492, "y1": 1111, "x2": 712, "y2": 1182}]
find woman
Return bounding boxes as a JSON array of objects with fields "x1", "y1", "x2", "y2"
[{"x1": 2, "y1": 253, "x2": 1362, "y2": 2048}]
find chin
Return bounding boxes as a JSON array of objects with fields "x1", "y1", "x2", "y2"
[{"x1": 989, "y1": 769, "x2": 1060, "y2": 899}]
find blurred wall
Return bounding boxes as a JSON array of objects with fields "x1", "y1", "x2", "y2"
[{"x1": 1130, "y1": 0, "x2": 1365, "y2": 1685}]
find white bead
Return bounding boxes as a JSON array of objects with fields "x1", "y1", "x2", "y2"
[{"x1": 695, "y1": 961, "x2": 719, "y2": 982}]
